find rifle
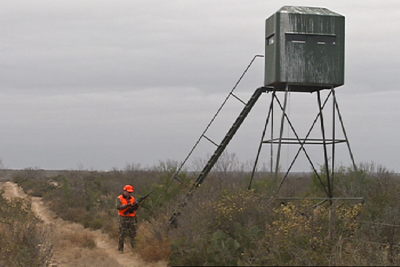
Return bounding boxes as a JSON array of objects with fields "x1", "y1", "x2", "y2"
[{"x1": 123, "y1": 189, "x2": 156, "y2": 215}]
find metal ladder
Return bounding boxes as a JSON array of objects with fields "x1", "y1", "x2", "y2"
[{"x1": 168, "y1": 86, "x2": 267, "y2": 226}]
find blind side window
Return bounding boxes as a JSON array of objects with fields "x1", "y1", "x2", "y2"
[{"x1": 286, "y1": 33, "x2": 336, "y2": 45}]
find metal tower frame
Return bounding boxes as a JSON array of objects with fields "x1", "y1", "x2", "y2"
[
  {"x1": 248, "y1": 86, "x2": 361, "y2": 202},
  {"x1": 161, "y1": 85, "x2": 363, "y2": 226}
]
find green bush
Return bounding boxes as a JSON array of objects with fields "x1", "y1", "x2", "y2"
[{"x1": 205, "y1": 223, "x2": 264, "y2": 266}]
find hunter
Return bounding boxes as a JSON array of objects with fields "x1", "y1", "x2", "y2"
[{"x1": 116, "y1": 184, "x2": 138, "y2": 253}]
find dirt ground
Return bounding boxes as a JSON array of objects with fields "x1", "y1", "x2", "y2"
[{"x1": 1, "y1": 181, "x2": 168, "y2": 267}]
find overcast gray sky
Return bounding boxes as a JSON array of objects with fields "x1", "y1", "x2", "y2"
[{"x1": 1, "y1": 0, "x2": 399, "y2": 172}]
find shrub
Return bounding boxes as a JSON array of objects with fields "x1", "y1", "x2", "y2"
[
  {"x1": 0, "y1": 192, "x2": 54, "y2": 267},
  {"x1": 9, "y1": 161, "x2": 400, "y2": 265},
  {"x1": 136, "y1": 219, "x2": 171, "y2": 262}
]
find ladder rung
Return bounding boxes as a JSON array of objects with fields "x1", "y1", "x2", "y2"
[
  {"x1": 230, "y1": 93, "x2": 246, "y2": 105},
  {"x1": 202, "y1": 135, "x2": 218, "y2": 147}
]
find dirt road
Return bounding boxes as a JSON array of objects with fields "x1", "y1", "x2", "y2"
[{"x1": 1, "y1": 181, "x2": 168, "y2": 267}]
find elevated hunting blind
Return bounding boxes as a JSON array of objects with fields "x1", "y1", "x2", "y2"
[
  {"x1": 264, "y1": 6, "x2": 345, "y2": 92},
  {"x1": 154, "y1": 6, "x2": 363, "y2": 227}
]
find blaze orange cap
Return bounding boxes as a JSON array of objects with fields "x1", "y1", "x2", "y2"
[{"x1": 123, "y1": 185, "x2": 134, "y2": 192}]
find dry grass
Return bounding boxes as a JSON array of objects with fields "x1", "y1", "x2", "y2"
[
  {"x1": 0, "y1": 196, "x2": 54, "y2": 267},
  {"x1": 58, "y1": 229, "x2": 97, "y2": 249},
  {"x1": 136, "y1": 219, "x2": 172, "y2": 262},
  {"x1": 52, "y1": 225, "x2": 122, "y2": 267},
  {"x1": 52, "y1": 245, "x2": 121, "y2": 267}
]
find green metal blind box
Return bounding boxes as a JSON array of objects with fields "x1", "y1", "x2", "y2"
[{"x1": 264, "y1": 6, "x2": 345, "y2": 92}]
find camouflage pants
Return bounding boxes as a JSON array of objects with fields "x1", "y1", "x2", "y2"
[{"x1": 118, "y1": 216, "x2": 138, "y2": 252}]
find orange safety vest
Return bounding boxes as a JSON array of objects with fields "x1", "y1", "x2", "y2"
[{"x1": 118, "y1": 195, "x2": 137, "y2": 217}]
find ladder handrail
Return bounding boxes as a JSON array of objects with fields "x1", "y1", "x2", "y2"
[
  {"x1": 168, "y1": 86, "x2": 267, "y2": 226},
  {"x1": 144, "y1": 55, "x2": 264, "y2": 221}
]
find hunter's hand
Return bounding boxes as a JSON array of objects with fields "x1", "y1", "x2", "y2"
[{"x1": 132, "y1": 202, "x2": 139, "y2": 211}]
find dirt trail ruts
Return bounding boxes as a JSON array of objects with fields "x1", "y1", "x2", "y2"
[{"x1": 1, "y1": 181, "x2": 167, "y2": 267}]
